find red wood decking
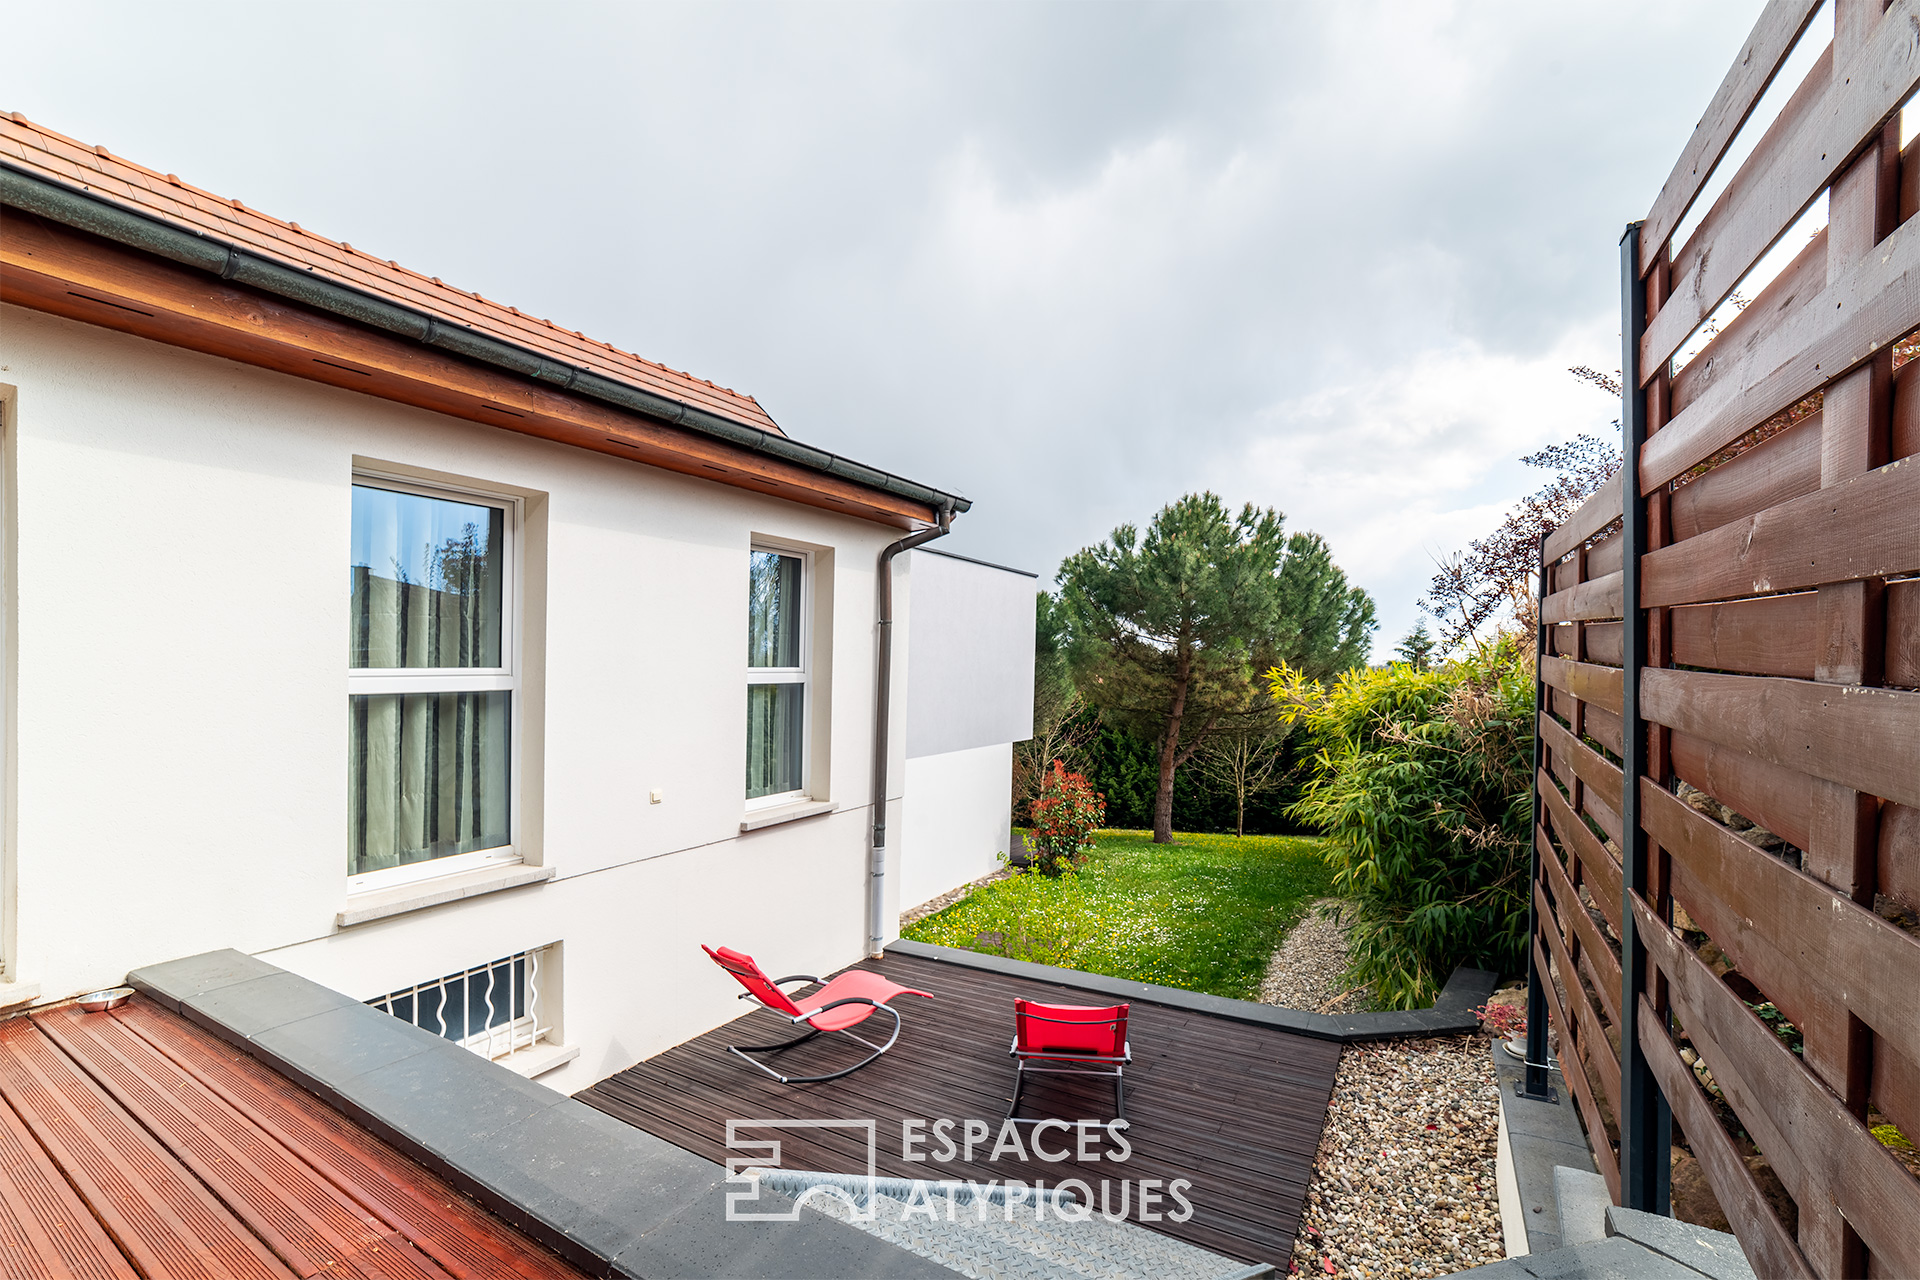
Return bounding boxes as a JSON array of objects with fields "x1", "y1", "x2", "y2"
[{"x1": 0, "y1": 995, "x2": 583, "y2": 1280}]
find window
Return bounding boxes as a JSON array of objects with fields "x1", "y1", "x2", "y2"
[
  {"x1": 348, "y1": 479, "x2": 517, "y2": 890},
  {"x1": 746, "y1": 547, "x2": 808, "y2": 804},
  {"x1": 368, "y1": 947, "x2": 552, "y2": 1062}
]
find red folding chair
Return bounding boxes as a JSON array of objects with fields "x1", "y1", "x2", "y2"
[
  {"x1": 702, "y1": 945, "x2": 933, "y2": 1084},
  {"x1": 1006, "y1": 998, "x2": 1132, "y2": 1123}
]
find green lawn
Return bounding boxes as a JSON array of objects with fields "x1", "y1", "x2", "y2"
[{"x1": 903, "y1": 829, "x2": 1335, "y2": 1001}]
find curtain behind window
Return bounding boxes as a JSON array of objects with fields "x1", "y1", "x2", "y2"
[
  {"x1": 351, "y1": 486, "x2": 503, "y2": 669},
  {"x1": 349, "y1": 485, "x2": 510, "y2": 876}
]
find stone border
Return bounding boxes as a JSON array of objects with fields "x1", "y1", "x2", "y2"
[
  {"x1": 128, "y1": 950, "x2": 956, "y2": 1280},
  {"x1": 883, "y1": 939, "x2": 1499, "y2": 1043},
  {"x1": 1488, "y1": 1040, "x2": 1593, "y2": 1257}
]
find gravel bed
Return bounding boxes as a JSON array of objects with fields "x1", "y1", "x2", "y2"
[
  {"x1": 1291, "y1": 1034, "x2": 1505, "y2": 1277},
  {"x1": 1260, "y1": 898, "x2": 1373, "y2": 1013}
]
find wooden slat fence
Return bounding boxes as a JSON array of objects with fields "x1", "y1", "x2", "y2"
[{"x1": 1526, "y1": 2, "x2": 1920, "y2": 1275}]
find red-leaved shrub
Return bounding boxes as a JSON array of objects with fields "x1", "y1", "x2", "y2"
[{"x1": 1027, "y1": 760, "x2": 1105, "y2": 876}]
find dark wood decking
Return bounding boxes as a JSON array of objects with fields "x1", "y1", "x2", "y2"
[{"x1": 578, "y1": 951, "x2": 1343, "y2": 1268}]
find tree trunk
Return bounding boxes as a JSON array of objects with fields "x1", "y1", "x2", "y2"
[
  {"x1": 1152, "y1": 652, "x2": 1191, "y2": 844},
  {"x1": 1236, "y1": 793, "x2": 1245, "y2": 838}
]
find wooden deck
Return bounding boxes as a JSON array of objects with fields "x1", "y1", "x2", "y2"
[
  {"x1": 578, "y1": 951, "x2": 1344, "y2": 1268},
  {"x1": 0, "y1": 996, "x2": 584, "y2": 1280}
]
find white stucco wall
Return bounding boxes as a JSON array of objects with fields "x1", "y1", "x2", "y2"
[
  {"x1": 898, "y1": 743, "x2": 1015, "y2": 911},
  {"x1": 902, "y1": 549, "x2": 1035, "y2": 759},
  {"x1": 0, "y1": 303, "x2": 926, "y2": 1094},
  {"x1": 892, "y1": 549, "x2": 1034, "y2": 910}
]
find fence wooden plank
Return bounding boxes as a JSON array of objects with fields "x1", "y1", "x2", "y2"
[
  {"x1": 1543, "y1": 474, "x2": 1623, "y2": 564},
  {"x1": 1533, "y1": 936, "x2": 1621, "y2": 1201},
  {"x1": 1667, "y1": 412, "x2": 1822, "y2": 542},
  {"x1": 1583, "y1": 621, "x2": 1623, "y2": 667},
  {"x1": 1586, "y1": 530, "x2": 1624, "y2": 580},
  {"x1": 1645, "y1": 39, "x2": 1837, "y2": 378},
  {"x1": 1539, "y1": 823, "x2": 1622, "y2": 1024},
  {"x1": 1666, "y1": 840, "x2": 1834, "y2": 1060},
  {"x1": 1541, "y1": 572, "x2": 1624, "y2": 624},
  {"x1": 1640, "y1": 0, "x2": 1825, "y2": 276},
  {"x1": 1643, "y1": 779, "x2": 1920, "y2": 1066},
  {"x1": 1641, "y1": 207, "x2": 1920, "y2": 493},
  {"x1": 1582, "y1": 790, "x2": 1623, "y2": 853},
  {"x1": 1540, "y1": 712, "x2": 1625, "y2": 818},
  {"x1": 1549, "y1": 624, "x2": 1580, "y2": 657},
  {"x1": 1669, "y1": 593, "x2": 1821, "y2": 678},
  {"x1": 1637, "y1": 996, "x2": 1816, "y2": 1280},
  {"x1": 1898, "y1": 354, "x2": 1920, "y2": 460},
  {"x1": 1645, "y1": 455, "x2": 1920, "y2": 607},
  {"x1": 1882, "y1": 802, "x2": 1920, "y2": 907},
  {"x1": 1584, "y1": 704, "x2": 1624, "y2": 757},
  {"x1": 1634, "y1": 892, "x2": 1920, "y2": 1276},
  {"x1": 1871, "y1": 1037, "x2": 1920, "y2": 1183},
  {"x1": 1541, "y1": 655, "x2": 1625, "y2": 715},
  {"x1": 1538, "y1": 880, "x2": 1623, "y2": 1123},
  {"x1": 1541, "y1": 766, "x2": 1624, "y2": 929},
  {"x1": 1644, "y1": 668, "x2": 1920, "y2": 807},
  {"x1": 1889, "y1": 579, "x2": 1920, "y2": 688},
  {"x1": 1670, "y1": 229, "x2": 1826, "y2": 419},
  {"x1": 1669, "y1": 728, "x2": 1816, "y2": 850}
]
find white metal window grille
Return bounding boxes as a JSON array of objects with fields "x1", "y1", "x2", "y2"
[{"x1": 368, "y1": 948, "x2": 550, "y2": 1062}]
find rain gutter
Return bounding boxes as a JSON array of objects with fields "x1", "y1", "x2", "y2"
[{"x1": 0, "y1": 162, "x2": 970, "y2": 519}]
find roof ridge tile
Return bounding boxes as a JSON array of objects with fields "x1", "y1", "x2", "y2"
[{"x1": 0, "y1": 113, "x2": 786, "y2": 436}]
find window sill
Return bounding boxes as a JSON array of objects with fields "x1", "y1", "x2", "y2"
[
  {"x1": 337, "y1": 863, "x2": 555, "y2": 928},
  {"x1": 739, "y1": 799, "x2": 836, "y2": 832},
  {"x1": 495, "y1": 1040, "x2": 579, "y2": 1081},
  {"x1": 0, "y1": 982, "x2": 40, "y2": 1010}
]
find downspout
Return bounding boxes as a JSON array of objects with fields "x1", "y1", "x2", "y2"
[{"x1": 868, "y1": 502, "x2": 953, "y2": 957}]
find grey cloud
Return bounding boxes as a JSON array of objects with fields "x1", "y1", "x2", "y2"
[{"x1": 7, "y1": 0, "x2": 1760, "y2": 649}]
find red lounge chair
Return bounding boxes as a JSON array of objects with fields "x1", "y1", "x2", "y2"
[
  {"x1": 702, "y1": 945, "x2": 933, "y2": 1084},
  {"x1": 1006, "y1": 998, "x2": 1131, "y2": 1123}
]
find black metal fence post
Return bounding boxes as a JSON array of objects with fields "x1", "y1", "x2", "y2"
[
  {"x1": 1522, "y1": 531, "x2": 1554, "y2": 1100},
  {"x1": 1618, "y1": 219, "x2": 1671, "y2": 1214}
]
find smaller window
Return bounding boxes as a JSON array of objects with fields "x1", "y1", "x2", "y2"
[
  {"x1": 368, "y1": 947, "x2": 554, "y2": 1062},
  {"x1": 746, "y1": 547, "x2": 809, "y2": 805}
]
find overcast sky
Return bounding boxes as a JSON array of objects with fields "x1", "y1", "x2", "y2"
[{"x1": 8, "y1": 0, "x2": 1764, "y2": 655}]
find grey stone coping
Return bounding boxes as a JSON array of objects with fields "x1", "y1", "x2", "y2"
[
  {"x1": 1467, "y1": 1045, "x2": 1755, "y2": 1280},
  {"x1": 1490, "y1": 1040, "x2": 1594, "y2": 1256},
  {"x1": 1456, "y1": 1214, "x2": 1755, "y2": 1280},
  {"x1": 882, "y1": 939, "x2": 1500, "y2": 1043},
  {"x1": 1604, "y1": 1206, "x2": 1754, "y2": 1280},
  {"x1": 129, "y1": 950, "x2": 958, "y2": 1280}
]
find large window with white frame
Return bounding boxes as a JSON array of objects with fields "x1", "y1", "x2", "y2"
[
  {"x1": 746, "y1": 546, "x2": 809, "y2": 805},
  {"x1": 348, "y1": 478, "x2": 518, "y2": 890}
]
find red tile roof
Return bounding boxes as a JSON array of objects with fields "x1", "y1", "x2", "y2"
[
  {"x1": 0, "y1": 112, "x2": 784, "y2": 438},
  {"x1": 0, "y1": 996, "x2": 584, "y2": 1279}
]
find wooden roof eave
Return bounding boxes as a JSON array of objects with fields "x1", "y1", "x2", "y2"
[{"x1": 0, "y1": 213, "x2": 940, "y2": 529}]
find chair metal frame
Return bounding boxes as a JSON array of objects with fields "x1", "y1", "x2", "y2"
[
  {"x1": 1005, "y1": 999, "x2": 1132, "y2": 1123},
  {"x1": 702, "y1": 946, "x2": 930, "y2": 1085}
]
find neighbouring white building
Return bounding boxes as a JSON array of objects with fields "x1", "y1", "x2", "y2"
[{"x1": 0, "y1": 115, "x2": 1032, "y2": 1094}]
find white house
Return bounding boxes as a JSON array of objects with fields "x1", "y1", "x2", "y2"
[{"x1": 0, "y1": 115, "x2": 1032, "y2": 1095}]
